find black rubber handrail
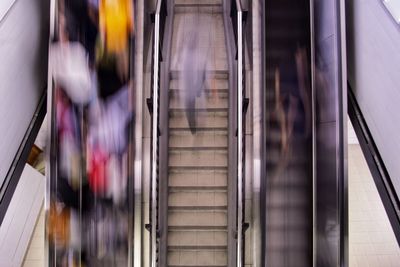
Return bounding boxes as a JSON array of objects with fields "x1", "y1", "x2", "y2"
[
  {"x1": 0, "y1": 91, "x2": 47, "y2": 225},
  {"x1": 348, "y1": 85, "x2": 400, "y2": 245}
]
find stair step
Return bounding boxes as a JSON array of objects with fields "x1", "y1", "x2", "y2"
[
  {"x1": 169, "y1": 90, "x2": 229, "y2": 101},
  {"x1": 169, "y1": 191, "x2": 227, "y2": 208},
  {"x1": 174, "y1": 5, "x2": 223, "y2": 14},
  {"x1": 174, "y1": 0, "x2": 222, "y2": 6},
  {"x1": 168, "y1": 210, "x2": 227, "y2": 227},
  {"x1": 169, "y1": 186, "x2": 227, "y2": 191},
  {"x1": 169, "y1": 150, "x2": 227, "y2": 167},
  {"x1": 169, "y1": 79, "x2": 228, "y2": 91},
  {"x1": 169, "y1": 132, "x2": 227, "y2": 149},
  {"x1": 169, "y1": 131, "x2": 228, "y2": 148},
  {"x1": 169, "y1": 225, "x2": 227, "y2": 231},
  {"x1": 168, "y1": 230, "x2": 228, "y2": 249},
  {"x1": 170, "y1": 70, "x2": 228, "y2": 80},
  {"x1": 169, "y1": 96, "x2": 228, "y2": 109},
  {"x1": 168, "y1": 249, "x2": 227, "y2": 266},
  {"x1": 169, "y1": 111, "x2": 228, "y2": 128},
  {"x1": 169, "y1": 170, "x2": 227, "y2": 187}
]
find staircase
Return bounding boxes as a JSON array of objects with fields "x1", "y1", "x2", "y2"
[
  {"x1": 166, "y1": 1, "x2": 230, "y2": 266},
  {"x1": 265, "y1": 0, "x2": 313, "y2": 266}
]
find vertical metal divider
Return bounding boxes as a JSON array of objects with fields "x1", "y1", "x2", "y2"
[
  {"x1": 223, "y1": 0, "x2": 239, "y2": 265},
  {"x1": 131, "y1": 0, "x2": 141, "y2": 265},
  {"x1": 237, "y1": 2, "x2": 244, "y2": 266},
  {"x1": 150, "y1": 1, "x2": 162, "y2": 266},
  {"x1": 46, "y1": 0, "x2": 57, "y2": 266},
  {"x1": 309, "y1": 0, "x2": 317, "y2": 266},
  {"x1": 337, "y1": 0, "x2": 348, "y2": 265}
]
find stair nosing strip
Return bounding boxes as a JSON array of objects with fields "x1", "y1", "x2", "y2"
[
  {"x1": 169, "y1": 225, "x2": 227, "y2": 230},
  {"x1": 169, "y1": 89, "x2": 229, "y2": 93},
  {"x1": 168, "y1": 266, "x2": 227, "y2": 267},
  {"x1": 168, "y1": 245, "x2": 227, "y2": 250},
  {"x1": 168, "y1": 206, "x2": 228, "y2": 211},
  {"x1": 169, "y1": 146, "x2": 228, "y2": 151},
  {"x1": 169, "y1": 108, "x2": 228, "y2": 112},
  {"x1": 169, "y1": 127, "x2": 227, "y2": 132}
]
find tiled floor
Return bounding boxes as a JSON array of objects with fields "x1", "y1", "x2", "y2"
[
  {"x1": 22, "y1": 205, "x2": 44, "y2": 267},
  {"x1": 349, "y1": 144, "x2": 400, "y2": 266}
]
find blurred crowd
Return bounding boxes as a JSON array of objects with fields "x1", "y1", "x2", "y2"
[{"x1": 48, "y1": 0, "x2": 134, "y2": 266}]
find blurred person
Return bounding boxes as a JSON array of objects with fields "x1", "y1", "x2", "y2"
[
  {"x1": 49, "y1": 0, "x2": 134, "y2": 264},
  {"x1": 295, "y1": 46, "x2": 312, "y2": 138},
  {"x1": 178, "y1": 15, "x2": 211, "y2": 134},
  {"x1": 273, "y1": 46, "x2": 312, "y2": 178},
  {"x1": 99, "y1": 0, "x2": 134, "y2": 81}
]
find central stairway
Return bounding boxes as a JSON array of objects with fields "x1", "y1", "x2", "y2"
[{"x1": 166, "y1": 0, "x2": 229, "y2": 266}]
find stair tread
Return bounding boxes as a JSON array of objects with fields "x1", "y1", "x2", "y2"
[
  {"x1": 169, "y1": 225, "x2": 227, "y2": 230},
  {"x1": 174, "y1": 0, "x2": 222, "y2": 6},
  {"x1": 169, "y1": 166, "x2": 227, "y2": 170},
  {"x1": 169, "y1": 186, "x2": 227, "y2": 190}
]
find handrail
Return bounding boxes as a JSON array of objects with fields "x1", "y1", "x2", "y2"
[
  {"x1": 150, "y1": 1, "x2": 163, "y2": 266},
  {"x1": 348, "y1": 87, "x2": 400, "y2": 245},
  {"x1": 235, "y1": 1, "x2": 245, "y2": 266},
  {"x1": 381, "y1": 0, "x2": 400, "y2": 25},
  {"x1": 0, "y1": 91, "x2": 47, "y2": 224}
]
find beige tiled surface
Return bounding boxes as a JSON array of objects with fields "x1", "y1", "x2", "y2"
[
  {"x1": 349, "y1": 144, "x2": 400, "y2": 267},
  {"x1": 22, "y1": 205, "x2": 44, "y2": 267}
]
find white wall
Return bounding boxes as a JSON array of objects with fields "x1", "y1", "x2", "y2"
[
  {"x1": 0, "y1": 164, "x2": 44, "y2": 267},
  {"x1": 0, "y1": 0, "x2": 49, "y2": 185},
  {"x1": 347, "y1": 0, "x2": 400, "y2": 193}
]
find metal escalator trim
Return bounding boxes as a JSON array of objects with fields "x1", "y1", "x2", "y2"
[
  {"x1": 0, "y1": 90, "x2": 46, "y2": 225},
  {"x1": 150, "y1": 1, "x2": 164, "y2": 266}
]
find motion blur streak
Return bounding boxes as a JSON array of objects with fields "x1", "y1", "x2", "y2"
[{"x1": 48, "y1": 0, "x2": 135, "y2": 265}]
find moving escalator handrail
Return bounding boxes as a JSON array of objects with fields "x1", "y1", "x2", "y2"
[{"x1": 149, "y1": 1, "x2": 164, "y2": 266}]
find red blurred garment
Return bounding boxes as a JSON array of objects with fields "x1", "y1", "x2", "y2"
[{"x1": 88, "y1": 145, "x2": 108, "y2": 195}]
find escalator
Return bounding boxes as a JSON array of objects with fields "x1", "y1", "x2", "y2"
[{"x1": 264, "y1": 0, "x2": 313, "y2": 266}]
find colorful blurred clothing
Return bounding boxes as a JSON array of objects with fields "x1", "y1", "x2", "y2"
[{"x1": 99, "y1": 0, "x2": 133, "y2": 53}]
